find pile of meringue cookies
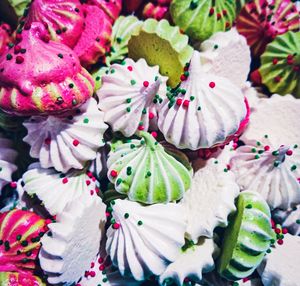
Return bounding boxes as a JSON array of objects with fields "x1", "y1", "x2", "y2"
[{"x1": 0, "y1": 0, "x2": 299, "y2": 285}]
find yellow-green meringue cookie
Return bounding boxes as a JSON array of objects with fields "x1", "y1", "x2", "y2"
[
  {"x1": 128, "y1": 18, "x2": 193, "y2": 88},
  {"x1": 218, "y1": 191, "x2": 275, "y2": 281},
  {"x1": 107, "y1": 131, "x2": 192, "y2": 204}
]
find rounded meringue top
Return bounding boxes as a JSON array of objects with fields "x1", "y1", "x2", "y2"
[
  {"x1": 158, "y1": 51, "x2": 247, "y2": 150},
  {"x1": 97, "y1": 58, "x2": 168, "y2": 137},
  {"x1": 0, "y1": 22, "x2": 94, "y2": 115}
]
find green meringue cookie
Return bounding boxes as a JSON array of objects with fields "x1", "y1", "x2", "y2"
[
  {"x1": 107, "y1": 131, "x2": 192, "y2": 204},
  {"x1": 170, "y1": 0, "x2": 236, "y2": 42},
  {"x1": 106, "y1": 16, "x2": 143, "y2": 65},
  {"x1": 128, "y1": 18, "x2": 193, "y2": 87},
  {"x1": 218, "y1": 191, "x2": 275, "y2": 281},
  {"x1": 259, "y1": 31, "x2": 300, "y2": 98},
  {"x1": 91, "y1": 66, "x2": 109, "y2": 91}
]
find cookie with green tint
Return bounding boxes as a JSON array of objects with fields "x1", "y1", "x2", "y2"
[
  {"x1": 170, "y1": 0, "x2": 236, "y2": 42},
  {"x1": 128, "y1": 18, "x2": 193, "y2": 87},
  {"x1": 218, "y1": 191, "x2": 275, "y2": 281},
  {"x1": 106, "y1": 15, "x2": 142, "y2": 65},
  {"x1": 107, "y1": 131, "x2": 192, "y2": 204},
  {"x1": 259, "y1": 31, "x2": 300, "y2": 98}
]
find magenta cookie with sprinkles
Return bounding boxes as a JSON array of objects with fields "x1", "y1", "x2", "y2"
[
  {"x1": 0, "y1": 209, "x2": 48, "y2": 272},
  {"x1": 0, "y1": 22, "x2": 94, "y2": 115},
  {"x1": 24, "y1": 0, "x2": 85, "y2": 48},
  {"x1": 236, "y1": 0, "x2": 300, "y2": 57}
]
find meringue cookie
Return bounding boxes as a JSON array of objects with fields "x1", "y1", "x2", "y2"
[
  {"x1": 97, "y1": 58, "x2": 168, "y2": 137},
  {"x1": 159, "y1": 237, "x2": 218, "y2": 285},
  {"x1": 182, "y1": 158, "x2": 239, "y2": 241},
  {"x1": 22, "y1": 163, "x2": 100, "y2": 216},
  {"x1": 230, "y1": 142, "x2": 300, "y2": 210},
  {"x1": 23, "y1": 98, "x2": 108, "y2": 173},
  {"x1": 107, "y1": 132, "x2": 192, "y2": 204},
  {"x1": 0, "y1": 23, "x2": 94, "y2": 115},
  {"x1": 39, "y1": 194, "x2": 106, "y2": 285},
  {"x1": 24, "y1": 0, "x2": 85, "y2": 48},
  {"x1": 106, "y1": 199, "x2": 186, "y2": 281},
  {"x1": 0, "y1": 209, "x2": 47, "y2": 272},
  {"x1": 158, "y1": 51, "x2": 247, "y2": 150},
  {"x1": 258, "y1": 234, "x2": 300, "y2": 286},
  {"x1": 0, "y1": 135, "x2": 17, "y2": 191},
  {"x1": 273, "y1": 206, "x2": 300, "y2": 236},
  {"x1": 242, "y1": 95, "x2": 300, "y2": 147},
  {"x1": 199, "y1": 28, "x2": 251, "y2": 88}
]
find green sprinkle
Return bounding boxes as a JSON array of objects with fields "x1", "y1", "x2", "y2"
[
  {"x1": 296, "y1": 219, "x2": 300, "y2": 224},
  {"x1": 294, "y1": 144, "x2": 298, "y2": 149},
  {"x1": 264, "y1": 134, "x2": 269, "y2": 138},
  {"x1": 223, "y1": 168, "x2": 228, "y2": 172},
  {"x1": 116, "y1": 178, "x2": 122, "y2": 185},
  {"x1": 110, "y1": 218, "x2": 116, "y2": 224},
  {"x1": 126, "y1": 167, "x2": 132, "y2": 176},
  {"x1": 96, "y1": 76, "x2": 100, "y2": 81},
  {"x1": 246, "y1": 204, "x2": 252, "y2": 209},
  {"x1": 254, "y1": 155, "x2": 260, "y2": 159},
  {"x1": 214, "y1": 44, "x2": 218, "y2": 49},
  {"x1": 57, "y1": 53, "x2": 63, "y2": 58},
  {"x1": 110, "y1": 69, "x2": 115, "y2": 74},
  {"x1": 291, "y1": 165, "x2": 297, "y2": 171},
  {"x1": 214, "y1": 160, "x2": 218, "y2": 164},
  {"x1": 130, "y1": 144, "x2": 135, "y2": 149},
  {"x1": 146, "y1": 171, "x2": 152, "y2": 177},
  {"x1": 6, "y1": 54, "x2": 12, "y2": 60},
  {"x1": 274, "y1": 161, "x2": 280, "y2": 167},
  {"x1": 155, "y1": 76, "x2": 159, "y2": 81},
  {"x1": 272, "y1": 151, "x2": 279, "y2": 156},
  {"x1": 190, "y1": 96, "x2": 195, "y2": 101},
  {"x1": 111, "y1": 200, "x2": 115, "y2": 205},
  {"x1": 190, "y1": 0, "x2": 198, "y2": 10},
  {"x1": 181, "y1": 89, "x2": 186, "y2": 95},
  {"x1": 16, "y1": 235, "x2": 22, "y2": 241},
  {"x1": 130, "y1": 79, "x2": 136, "y2": 85},
  {"x1": 102, "y1": 278, "x2": 108, "y2": 283},
  {"x1": 256, "y1": 141, "x2": 261, "y2": 146},
  {"x1": 126, "y1": 98, "x2": 131, "y2": 103},
  {"x1": 116, "y1": 37, "x2": 122, "y2": 43},
  {"x1": 69, "y1": 83, "x2": 74, "y2": 88},
  {"x1": 140, "y1": 140, "x2": 145, "y2": 145},
  {"x1": 126, "y1": 107, "x2": 131, "y2": 112},
  {"x1": 83, "y1": 118, "x2": 89, "y2": 124},
  {"x1": 21, "y1": 240, "x2": 28, "y2": 247},
  {"x1": 258, "y1": 150, "x2": 264, "y2": 154},
  {"x1": 251, "y1": 148, "x2": 257, "y2": 153},
  {"x1": 197, "y1": 106, "x2": 201, "y2": 111},
  {"x1": 124, "y1": 213, "x2": 129, "y2": 219},
  {"x1": 137, "y1": 220, "x2": 143, "y2": 226}
]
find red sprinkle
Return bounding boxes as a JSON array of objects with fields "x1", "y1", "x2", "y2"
[
  {"x1": 138, "y1": 125, "x2": 144, "y2": 131},
  {"x1": 151, "y1": 131, "x2": 157, "y2": 138},
  {"x1": 44, "y1": 138, "x2": 51, "y2": 145},
  {"x1": 176, "y1": 98, "x2": 183, "y2": 106},
  {"x1": 90, "y1": 271, "x2": 96, "y2": 278},
  {"x1": 14, "y1": 45, "x2": 21, "y2": 54},
  {"x1": 73, "y1": 139, "x2": 79, "y2": 146},
  {"x1": 264, "y1": 145, "x2": 270, "y2": 151},
  {"x1": 183, "y1": 100, "x2": 190, "y2": 108},
  {"x1": 15, "y1": 56, "x2": 24, "y2": 64},
  {"x1": 209, "y1": 7, "x2": 214, "y2": 15},
  {"x1": 275, "y1": 228, "x2": 281, "y2": 234},
  {"x1": 148, "y1": 112, "x2": 155, "y2": 119},
  {"x1": 99, "y1": 264, "x2": 105, "y2": 271},
  {"x1": 110, "y1": 170, "x2": 118, "y2": 178},
  {"x1": 127, "y1": 66, "x2": 133, "y2": 71},
  {"x1": 90, "y1": 190, "x2": 94, "y2": 196},
  {"x1": 16, "y1": 34, "x2": 22, "y2": 42},
  {"x1": 282, "y1": 228, "x2": 288, "y2": 234},
  {"x1": 274, "y1": 76, "x2": 281, "y2": 83},
  {"x1": 180, "y1": 74, "x2": 187, "y2": 81},
  {"x1": 217, "y1": 13, "x2": 222, "y2": 20},
  {"x1": 98, "y1": 257, "x2": 104, "y2": 264},
  {"x1": 86, "y1": 180, "x2": 91, "y2": 186},
  {"x1": 143, "y1": 81, "x2": 149, "y2": 87},
  {"x1": 91, "y1": 262, "x2": 95, "y2": 268},
  {"x1": 272, "y1": 58, "x2": 278, "y2": 65},
  {"x1": 286, "y1": 150, "x2": 293, "y2": 156},
  {"x1": 42, "y1": 34, "x2": 50, "y2": 43},
  {"x1": 277, "y1": 239, "x2": 284, "y2": 245},
  {"x1": 62, "y1": 178, "x2": 68, "y2": 184},
  {"x1": 10, "y1": 182, "x2": 17, "y2": 188},
  {"x1": 209, "y1": 81, "x2": 216, "y2": 88},
  {"x1": 113, "y1": 223, "x2": 120, "y2": 229}
]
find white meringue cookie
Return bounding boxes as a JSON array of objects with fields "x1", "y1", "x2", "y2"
[
  {"x1": 39, "y1": 194, "x2": 106, "y2": 285},
  {"x1": 97, "y1": 58, "x2": 168, "y2": 137},
  {"x1": 258, "y1": 234, "x2": 300, "y2": 286},
  {"x1": 158, "y1": 51, "x2": 247, "y2": 150},
  {"x1": 273, "y1": 206, "x2": 300, "y2": 236},
  {"x1": 230, "y1": 142, "x2": 300, "y2": 210},
  {"x1": 199, "y1": 28, "x2": 251, "y2": 88},
  {"x1": 241, "y1": 95, "x2": 300, "y2": 147},
  {"x1": 182, "y1": 158, "x2": 239, "y2": 241},
  {"x1": 23, "y1": 163, "x2": 99, "y2": 216},
  {"x1": 159, "y1": 237, "x2": 218, "y2": 286},
  {"x1": 23, "y1": 98, "x2": 108, "y2": 173},
  {"x1": 106, "y1": 199, "x2": 186, "y2": 281},
  {"x1": 0, "y1": 134, "x2": 17, "y2": 191}
]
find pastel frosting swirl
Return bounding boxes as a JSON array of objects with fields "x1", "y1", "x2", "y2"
[
  {"x1": 0, "y1": 209, "x2": 47, "y2": 272},
  {"x1": 0, "y1": 22, "x2": 94, "y2": 115}
]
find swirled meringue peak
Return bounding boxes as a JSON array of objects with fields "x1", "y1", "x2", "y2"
[
  {"x1": 24, "y1": 0, "x2": 85, "y2": 48},
  {"x1": 230, "y1": 141, "x2": 300, "y2": 211},
  {"x1": 97, "y1": 58, "x2": 168, "y2": 137},
  {"x1": 182, "y1": 158, "x2": 239, "y2": 241},
  {"x1": 0, "y1": 209, "x2": 47, "y2": 272},
  {"x1": 0, "y1": 22, "x2": 94, "y2": 115},
  {"x1": 158, "y1": 51, "x2": 248, "y2": 150},
  {"x1": 39, "y1": 194, "x2": 106, "y2": 285},
  {"x1": 199, "y1": 28, "x2": 251, "y2": 88},
  {"x1": 0, "y1": 135, "x2": 17, "y2": 191},
  {"x1": 106, "y1": 199, "x2": 186, "y2": 281},
  {"x1": 23, "y1": 163, "x2": 100, "y2": 216},
  {"x1": 107, "y1": 131, "x2": 192, "y2": 204},
  {"x1": 23, "y1": 98, "x2": 108, "y2": 173}
]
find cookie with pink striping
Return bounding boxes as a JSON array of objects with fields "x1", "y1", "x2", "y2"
[
  {"x1": 0, "y1": 23, "x2": 12, "y2": 56},
  {"x1": 0, "y1": 209, "x2": 48, "y2": 272},
  {"x1": 0, "y1": 22, "x2": 94, "y2": 115},
  {"x1": 236, "y1": 0, "x2": 300, "y2": 57},
  {"x1": 23, "y1": 0, "x2": 85, "y2": 48},
  {"x1": 73, "y1": 4, "x2": 112, "y2": 67}
]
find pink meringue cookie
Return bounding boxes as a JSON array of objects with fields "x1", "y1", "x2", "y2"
[
  {"x1": 0, "y1": 23, "x2": 12, "y2": 56},
  {"x1": 24, "y1": 0, "x2": 85, "y2": 48},
  {"x1": 73, "y1": 4, "x2": 112, "y2": 67},
  {"x1": 0, "y1": 209, "x2": 48, "y2": 272},
  {"x1": 0, "y1": 22, "x2": 94, "y2": 115},
  {"x1": 86, "y1": 0, "x2": 122, "y2": 24}
]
